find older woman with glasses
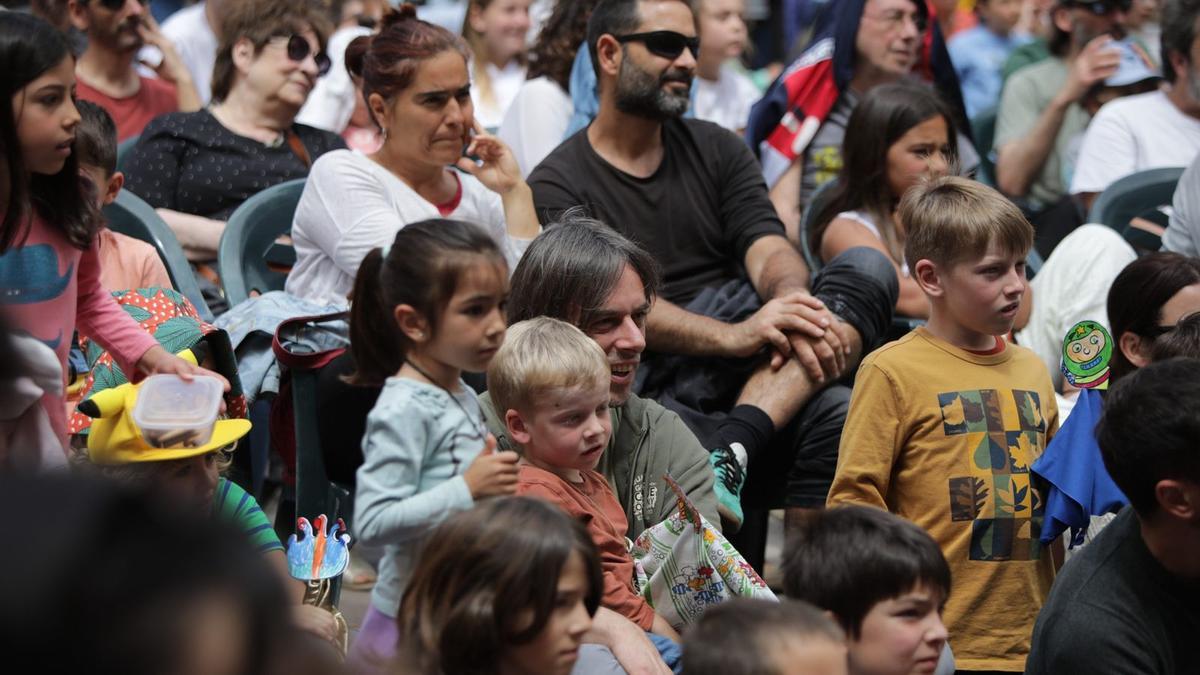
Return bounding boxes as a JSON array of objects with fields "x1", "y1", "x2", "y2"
[{"x1": 123, "y1": 0, "x2": 345, "y2": 264}]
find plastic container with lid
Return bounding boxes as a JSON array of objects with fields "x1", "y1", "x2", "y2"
[{"x1": 132, "y1": 375, "x2": 224, "y2": 449}]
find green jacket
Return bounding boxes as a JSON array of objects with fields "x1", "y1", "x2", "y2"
[{"x1": 480, "y1": 391, "x2": 721, "y2": 538}]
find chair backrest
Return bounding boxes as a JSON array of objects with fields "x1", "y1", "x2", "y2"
[
  {"x1": 115, "y1": 134, "x2": 139, "y2": 174},
  {"x1": 218, "y1": 179, "x2": 305, "y2": 308},
  {"x1": 970, "y1": 106, "x2": 998, "y2": 187},
  {"x1": 102, "y1": 190, "x2": 214, "y2": 322},
  {"x1": 1087, "y1": 167, "x2": 1185, "y2": 230},
  {"x1": 798, "y1": 179, "x2": 840, "y2": 273}
]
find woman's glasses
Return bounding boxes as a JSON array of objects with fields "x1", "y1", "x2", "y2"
[
  {"x1": 615, "y1": 30, "x2": 700, "y2": 60},
  {"x1": 96, "y1": 0, "x2": 150, "y2": 11},
  {"x1": 275, "y1": 34, "x2": 331, "y2": 77}
]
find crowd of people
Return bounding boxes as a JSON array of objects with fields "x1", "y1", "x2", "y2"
[{"x1": 3, "y1": 0, "x2": 1200, "y2": 673}]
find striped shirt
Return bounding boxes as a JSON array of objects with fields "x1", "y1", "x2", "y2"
[{"x1": 212, "y1": 477, "x2": 283, "y2": 554}]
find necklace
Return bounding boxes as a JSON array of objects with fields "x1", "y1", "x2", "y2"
[{"x1": 403, "y1": 359, "x2": 487, "y2": 475}]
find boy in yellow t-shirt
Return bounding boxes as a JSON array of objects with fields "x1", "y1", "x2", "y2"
[{"x1": 827, "y1": 176, "x2": 1059, "y2": 673}]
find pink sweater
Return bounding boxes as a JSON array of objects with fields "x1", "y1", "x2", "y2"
[{"x1": 1, "y1": 217, "x2": 159, "y2": 449}]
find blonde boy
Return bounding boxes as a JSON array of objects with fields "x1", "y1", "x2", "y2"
[
  {"x1": 826, "y1": 176, "x2": 1059, "y2": 673},
  {"x1": 488, "y1": 317, "x2": 682, "y2": 644}
]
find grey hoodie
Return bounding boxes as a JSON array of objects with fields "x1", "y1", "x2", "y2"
[{"x1": 480, "y1": 391, "x2": 721, "y2": 538}]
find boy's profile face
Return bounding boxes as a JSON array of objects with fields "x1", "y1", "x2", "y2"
[
  {"x1": 848, "y1": 584, "x2": 947, "y2": 675},
  {"x1": 507, "y1": 381, "x2": 613, "y2": 482},
  {"x1": 80, "y1": 164, "x2": 123, "y2": 208},
  {"x1": 920, "y1": 242, "x2": 1027, "y2": 342}
]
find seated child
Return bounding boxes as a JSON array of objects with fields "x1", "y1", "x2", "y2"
[
  {"x1": 682, "y1": 598, "x2": 848, "y2": 675},
  {"x1": 74, "y1": 100, "x2": 172, "y2": 293},
  {"x1": 827, "y1": 176, "x2": 1059, "y2": 673},
  {"x1": 487, "y1": 316, "x2": 682, "y2": 646},
  {"x1": 74, "y1": 379, "x2": 341, "y2": 650},
  {"x1": 398, "y1": 496, "x2": 608, "y2": 675},
  {"x1": 784, "y1": 505, "x2": 952, "y2": 675}
]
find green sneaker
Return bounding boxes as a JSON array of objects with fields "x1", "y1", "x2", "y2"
[{"x1": 709, "y1": 444, "x2": 745, "y2": 532}]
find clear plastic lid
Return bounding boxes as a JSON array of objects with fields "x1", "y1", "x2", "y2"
[{"x1": 132, "y1": 375, "x2": 224, "y2": 449}]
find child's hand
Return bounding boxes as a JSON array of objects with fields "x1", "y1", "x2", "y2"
[
  {"x1": 463, "y1": 434, "x2": 519, "y2": 499},
  {"x1": 136, "y1": 345, "x2": 232, "y2": 407}
]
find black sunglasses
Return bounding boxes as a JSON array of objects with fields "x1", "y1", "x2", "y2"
[
  {"x1": 277, "y1": 34, "x2": 331, "y2": 77},
  {"x1": 1066, "y1": 0, "x2": 1131, "y2": 16},
  {"x1": 95, "y1": 0, "x2": 150, "y2": 11},
  {"x1": 615, "y1": 30, "x2": 700, "y2": 60}
]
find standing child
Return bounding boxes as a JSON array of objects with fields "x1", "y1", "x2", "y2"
[
  {"x1": 488, "y1": 317, "x2": 684, "y2": 659},
  {"x1": 348, "y1": 218, "x2": 521, "y2": 669},
  {"x1": 691, "y1": 0, "x2": 760, "y2": 134},
  {"x1": 0, "y1": 12, "x2": 223, "y2": 458},
  {"x1": 827, "y1": 176, "x2": 1058, "y2": 673},
  {"x1": 947, "y1": 0, "x2": 1031, "y2": 119}
]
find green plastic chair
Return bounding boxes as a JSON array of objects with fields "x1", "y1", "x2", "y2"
[
  {"x1": 218, "y1": 179, "x2": 305, "y2": 308},
  {"x1": 116, "y1": 134, "x2": 139, "y2": 174},
  {"x1": 1087, "y1": 167, "x2": 1185, "y2": 231},
  {"x1": 102, "y1": 190, "x2": 213, "y2": 322},
  {"x1": 970, "y1": 106, "x2": 998, "y2": 187}
]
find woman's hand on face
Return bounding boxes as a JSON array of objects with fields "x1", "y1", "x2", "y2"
[{"x1": 456, "y1": 121, "x2": 523, "y2": 195}]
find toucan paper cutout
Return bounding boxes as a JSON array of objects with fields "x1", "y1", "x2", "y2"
[
  {"x1": 1061, "y1": 321, "x2": 1113, "y2": 390},
  {"x1": 286, "y1": 515, "x2": 351, "y2": 580}
]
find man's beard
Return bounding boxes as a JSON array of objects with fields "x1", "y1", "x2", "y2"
[{"x1": 614, "y1": 56, "x2": 692, "y2": 121}]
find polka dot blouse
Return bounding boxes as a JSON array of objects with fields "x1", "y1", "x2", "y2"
[{"x1": 122, "y1": 109, "x2": 346, "y2": 221}]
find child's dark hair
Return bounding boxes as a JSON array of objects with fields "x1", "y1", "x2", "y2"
[
  {"x1": 347, "y1": 219, "x2": 507, "y2": 386},
  {"x1": 1150, "y1": 312, "x2": 1200, "y2": 362},
  {"x1": 810, "y1": 80, "x2": 958, "y2": 265},
  {"x1": 1098, "y1": 357, "x2": 1200, "y2": 517},
  {"x1": 74, "y1": 99, "x2": 118, "y2": 177},
  {"x1": 397, "y1": 496, "x2": 604, "y2": 674},
  {"x1": 1107, "y1": 252, "x2": 1200, "y2": 382},
  {"x1": 683, "y1": 598, "x2": 844, "y2": 675},
  {"x1": 0, "y1": 12, "x2": 99, "y2": 253},
  {"x1": 783, "y1": 505, "x2": 951, "y2": 638}
]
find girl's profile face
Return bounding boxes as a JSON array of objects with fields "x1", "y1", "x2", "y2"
[
  {"x1": 501, "y1": 551, "x2": 593, "y2": 675},
  {"x1": 13, "y1": 55, "x2": 80, "y2": 176},
  {"x1": 698, "y1": 0, "x2": 748, "y2": 63},
  {"x1": 469, "y1": 0, "x2": 532, "y2": 65},
  {"x1": 885, "y1": 114, "x2": 951, "y2": 204},
  {"x1": 420, "y1": 257, "x2": 509, "y2": 374}
]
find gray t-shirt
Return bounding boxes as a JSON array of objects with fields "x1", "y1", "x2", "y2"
[
  {"x1": 801, "y1": 90, "x2": 859, "y2": 207},
  {"x1": 994, "y1": 57, "x2": 1091, "y2": 208},
  {"x1": 1164, "y1": 150, "x2": 1200, "y2": 256}
]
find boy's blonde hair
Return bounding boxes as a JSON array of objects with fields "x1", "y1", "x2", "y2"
[
  {"x1": 487, "y1": 317, "x2": 610, "y2": 415},
  {"x1": 900, "y1": 176, "x2": 1033, "y2": 270}
]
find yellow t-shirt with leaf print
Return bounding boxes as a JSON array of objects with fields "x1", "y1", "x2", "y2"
[{"x1": 828, "y1": 327, "x2": 1059, "y2": 672}]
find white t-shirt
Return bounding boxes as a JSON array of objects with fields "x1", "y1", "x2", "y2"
[
  {"x1": 497, "y1": 76, "x2": 572, "y2": 177},
  {"x1": 472, "y1": 60, "x2": 527, "y2": 131},
  {"x1": 296, "y1": 25, "x2": 373, "y2": 134},
  {"x1": 1070, "y1": 89, "x2": 1200, "y2": 195},
  {"x1": 834, "y1": 210, "x2": 910, "y2": 277},
  {"x1": 285, "y1": 150, "x2": 532, "y2": 306},
  {"x1": 161, "y1": 2, "x2": 218, "y2": 105},
  {"x1": 692, "y1": 64, "x2": 760, "y2": 133}
]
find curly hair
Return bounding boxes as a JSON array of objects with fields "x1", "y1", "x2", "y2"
[{"x1": 527, "y1": 0, "x2": 602, "y2": 90}]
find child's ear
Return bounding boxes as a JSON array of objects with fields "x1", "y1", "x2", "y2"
[
  {"x1": 393, "y1": 304, "x2": 429, "y2": 343},
  {"x1": 103, "y1": 172, "x2": 124, "y2": 206},
  {"x1": 505, "y1": 408, "x2": 532, "y2": 446},
  {"x1": 913, "y1": 259, "x2": 944, "y2": 298}
]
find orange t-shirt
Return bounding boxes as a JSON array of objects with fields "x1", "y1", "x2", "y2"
[
  {"x1": 76, "y1": 74, "x2": 178, "y2": 142},
  {"x1": 97, "y1": 228, "x2": 172, "y2": 293},
  {"x1": 517, "y1": 464, "x2": 656, "y2": 630}
]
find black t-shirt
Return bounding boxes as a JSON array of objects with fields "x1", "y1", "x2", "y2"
[
  {"x1": 1026, "y1": 508, "x2": 1200, "y2": 674},
  {"x1": 528, "y1": 118, "x2": 784, "y2": 306},
  {"x1": 123, "y1": 109, "x2": 345, "y2": 221}
]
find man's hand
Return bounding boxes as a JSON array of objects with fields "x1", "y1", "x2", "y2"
[
  {"x1": 585, "y1": 607, "x2": 672, "y2": 675},
  {"x1": 725, "y1": 291, "x2": 831, "y2": 357},
  {"x1": 1058, "y1": 34, "x2": 1122, "y2": 105}
]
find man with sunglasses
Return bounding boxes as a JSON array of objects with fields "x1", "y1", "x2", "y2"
[
  {"x1": 68, "y1": 0, "x2": 200, "y2": 142},
  {"x1": 994, "y1": 0, "x2": 1127, "y2": 251},
  {"x1": 529, "y1": 0, "x2": 899, "y2": 538}
]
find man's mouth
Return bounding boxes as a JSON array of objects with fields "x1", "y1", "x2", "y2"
[{"x1": 611, "y1": 363, "x2": 636, "y2": 379}]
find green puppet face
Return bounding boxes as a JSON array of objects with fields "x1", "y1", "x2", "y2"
[{"x1": 1061, "y1": 320, "x2": 1114, "y2": 388}]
